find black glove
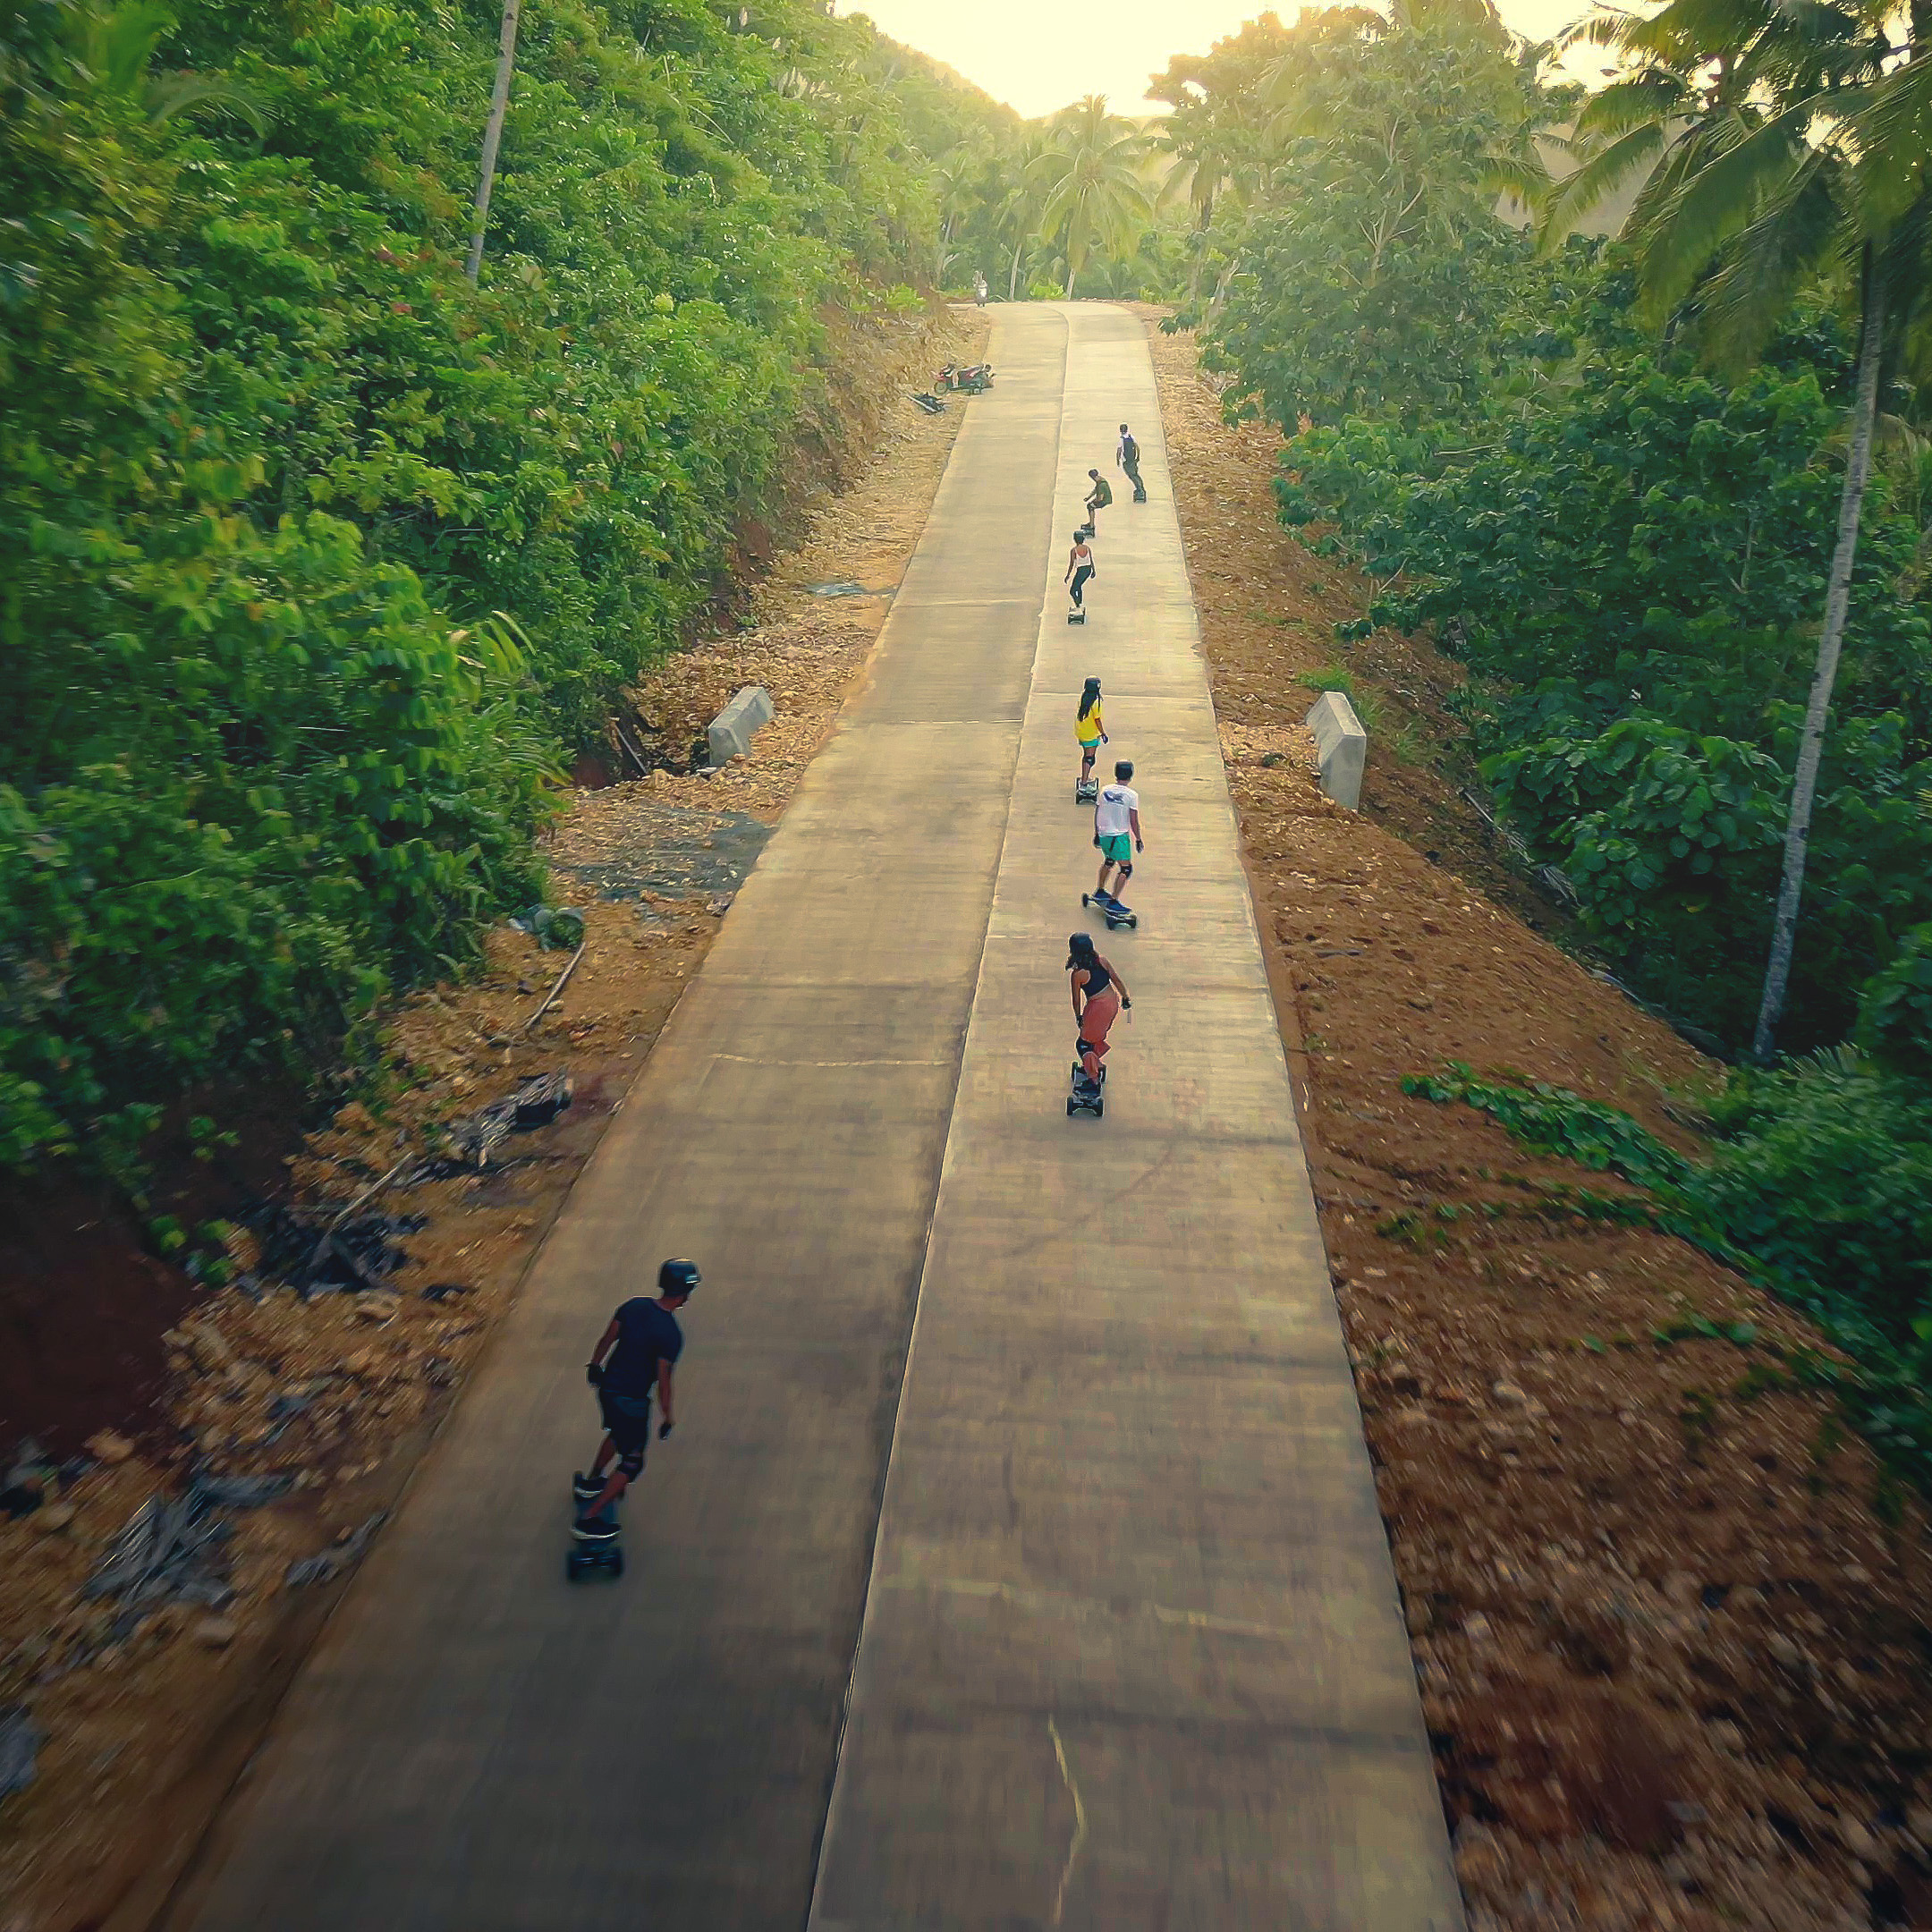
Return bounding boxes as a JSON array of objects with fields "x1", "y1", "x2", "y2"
[
  {"x1": 657, "y1": 1420, "x2": 674, "y2": 1440},
  {"x1": 586, "y1": 1362, "x2": 604, "y2": 1387}
]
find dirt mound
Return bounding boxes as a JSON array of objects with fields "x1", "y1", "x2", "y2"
[{"x1": 1142, "y1": 305, "x2": 1932, "y2": 1932}]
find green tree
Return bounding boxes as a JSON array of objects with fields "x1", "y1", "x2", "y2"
[
  {"x1": 1205, "y1": 13, "x2": 1551, "y2": 428},
  {"x1": 1148, "y1": 13, "x2": 1293, "y2": 293},
  {"x1": 1029, "y1": 95, "x2": 1153, "y2": 299},
  {"x1": 1601, "y1": 9, "x2": 1928, "y2": 1056},
  {"x1": 0, "y1": 0, "x2": 1020, "y2": 1180}
]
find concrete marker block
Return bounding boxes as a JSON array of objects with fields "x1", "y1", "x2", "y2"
[
  {"x1": 707, "y1": 685, "x2": 773, "y2": 765},
  {"x1": 1305, "y1": 691, "x2": 1367, "y2": 810}
]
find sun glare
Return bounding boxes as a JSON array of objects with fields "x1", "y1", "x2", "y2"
[{"x1": 842, "y1": 0, "x2": 1608, "y2": 120}]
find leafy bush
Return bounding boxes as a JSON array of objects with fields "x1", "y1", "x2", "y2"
[
  {"x1": 1408, "y1": 1059, "x2": 1932, "y2": 1488},
  {"x1": 0, "y1": 0, "x2": 1004, "y2": 1177},
  {"x1": 1700, "y1": 1055, "x2": 1932, "y2": 1352},
  {"x1": 1204, "y1": 18, "x2": 1555, "y2": 431},
  {"x1": 1856, "y1": 922, "x2": 1932, "y2": 1079},
  {"x1": 1236, "y1": 249, "x2": 1932, "y2": 1045}
]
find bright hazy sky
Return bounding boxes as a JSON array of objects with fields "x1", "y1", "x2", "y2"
[{"x1": 843, "y1": 0, "x2": 1601, "y2": 121}]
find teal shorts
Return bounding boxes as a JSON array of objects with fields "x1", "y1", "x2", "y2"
[{"x1": 1097, "y1": 833, "x2": 1132, "y2": 865}]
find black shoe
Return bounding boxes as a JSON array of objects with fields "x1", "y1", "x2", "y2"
[
  {"x1": 572, "y1": 1471, "x2": 602, "y2": 1500},
  {"x1": 572, "y1": 1513, "x2": 620, "y2": 1541}
]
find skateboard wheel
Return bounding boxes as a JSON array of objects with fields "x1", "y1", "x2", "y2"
[
  {"x1": 1093, "y1": 1099, "x2": 1104, "y2": 1117},
  {"x1": 609, "y1": 1549, "x2": 624, "y2": 1578},
  {"x1": 1067, "y1": 1097, "x2": 1078, "y2": 1116}
]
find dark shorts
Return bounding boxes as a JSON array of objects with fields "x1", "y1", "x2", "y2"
[{"x1": 598, "y1": 1387, "x2": 652, "y2": 1468}]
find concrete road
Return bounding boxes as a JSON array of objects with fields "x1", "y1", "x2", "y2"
[{"x1": 179, "y1": 307, "x2": 1461, "y2": 1932}]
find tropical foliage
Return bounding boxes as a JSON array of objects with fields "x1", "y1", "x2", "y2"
[
  {"x1": 1168, "y1": 0, "x2": 1932, "y2": 1459},
  {"x1": 0, "y1": 0, "x2": 1008, "y2": 1179}
]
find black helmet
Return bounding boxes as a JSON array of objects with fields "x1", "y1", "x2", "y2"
[
  {"x1": 1114, "y1": 759, "x2": 1133, "y2": 781},
  {"x1": 658, "y1": 1258, "x2": 701, "y2": 1295}
]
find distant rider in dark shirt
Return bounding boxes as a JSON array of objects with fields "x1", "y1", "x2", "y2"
[{"x1": 575, "y1": 1258, "x2": 699, "y2": 1526}]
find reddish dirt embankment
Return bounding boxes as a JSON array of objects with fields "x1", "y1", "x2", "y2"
[{"x1": 1143, "y1": 306, "x2": 1932, "y2": 1932}]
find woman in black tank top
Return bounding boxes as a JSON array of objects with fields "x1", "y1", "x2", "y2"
[{"x1": 1066, "y1": 933, "x2": 1131, "y2": 1087}]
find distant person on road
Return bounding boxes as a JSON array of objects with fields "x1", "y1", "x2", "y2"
[
  {"x1": 1116, "y1": 423, "x2": 1145, "y2": 502},
  {"x1": 972, "y1": 269, "x2": 987, "y2": 306},
  {"x1": 1092, "y1": 758, "x2": 1143, "y2": 910},
  {"x1": 1064, "y1": 530, "x2": 1096, "y2": 614},
  {"x1": 1084, "y1": 468, "x2": 1113, "y2": 528},
  {"x1": 1068, "y1": 931, "x2": 1131, "y2": 1090},
  {"x1": 575, "y1": 1258, "x2": 699, "y2": 1527},
  {"x1": 1075, "y1": 677, "x2": 1107, "y2": 791}
]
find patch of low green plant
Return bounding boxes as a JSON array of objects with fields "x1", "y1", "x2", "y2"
[
  {"x1": 1405, "y1": 1057, "x2": 1932, "y2": 1496},
  {"x1": 1301, "y1": 665, "x2": 1386, "y2": 736}
]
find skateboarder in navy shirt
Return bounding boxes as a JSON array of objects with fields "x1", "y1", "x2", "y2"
[
  {"x1": 574, "y1": 1258, "x2": 699, "y2": 1528},
  {"x1": 1116, "y1": 423, "x2": 1146, "y2": 501}
]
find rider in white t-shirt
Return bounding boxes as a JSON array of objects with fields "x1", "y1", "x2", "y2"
[{"x1": 1092, "y1": 760, "x2": 1144, "y2": 909}]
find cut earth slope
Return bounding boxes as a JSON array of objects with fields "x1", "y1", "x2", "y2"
[{"x1": 1144, "y1": 307, "x2": 1932, "y2": 1932}]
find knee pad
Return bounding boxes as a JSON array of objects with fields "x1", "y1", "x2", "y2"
[
  {"x1": 1114, "y1": 860, "x2": 1133, "y2": 884},
  {"x1": 616, "y1": 1448, "x2": 645, "y2": 1479}
]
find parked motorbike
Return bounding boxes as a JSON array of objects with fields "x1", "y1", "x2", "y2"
[{"x1": 935, "y1": 360, "x2": 994, "y2": 395}]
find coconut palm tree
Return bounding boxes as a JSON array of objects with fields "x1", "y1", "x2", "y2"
[
  {"x1": 930, "y1": 144, "x2": 984, "y2": 286},
  {"x1": 1562, "y1": 0, "x2": 1929, "y2": 1056},
  {"x1": 1029, "y1": 96, "x2": 1153, "y2": 299},
  {"x1": 1535, "y1": 0, "x2": 1885, "y2": 250}
]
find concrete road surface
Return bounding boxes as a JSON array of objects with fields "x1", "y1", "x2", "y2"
[{"x1": 177, "y1": 306, "x2": 1462, "y2": 1932}]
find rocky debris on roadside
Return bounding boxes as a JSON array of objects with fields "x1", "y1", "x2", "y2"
[
  {"x1": 1, "y1": 1441, "x2": 58, "y2": 1520},
  {"x1": 437, "y1": 1068, "x2": 575, "y2": 1171},
  {"x1": 80, "y1": 1472, "x2": 294, "y2": 1632},
  {"x1": 0, "y1": 1706, "x2": 42, "y2": 1799},
  {"x1": 233, "y1": 1200, "x2": 428, "y2": 1298},
  {"x1": 507, "y1": 903, "x2": 587, "y2": 952},
  {"x1": 552, "y1": 801, "x2": 774, "y2": 905},
  {"x1": 284, "y1": 1512, "x2": 384, "y2": 1589}
]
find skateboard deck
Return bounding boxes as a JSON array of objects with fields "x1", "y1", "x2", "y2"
[
  {"x1": 1066, "y1": 1061, "x2": 1106, "y2": 1119},
  {"x1": 1081, "y1": 892, "x2": 1137, "y2": 929},
  {"x1": 567, "y1": 1476, "x2": 623, "y2": 1580}
]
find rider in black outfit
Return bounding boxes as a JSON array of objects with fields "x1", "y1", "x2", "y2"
[{"x1": 575, "y1": 1258, "x2": 699, "y2": 1527}]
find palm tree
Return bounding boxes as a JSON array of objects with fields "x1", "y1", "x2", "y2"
[
  {"x1": 1559, "y1": 0, "x2": 1928, "y2": 1056},
  {"x1": 1029, "y1": 96, "x2": 1153, "y2": 299},
  {"x1": 996, "y1": 130, "x2": 1050, "y2": 299},
  {"x1": 930, "y1": 145, "x2": 982, "y2": 287},
  {"x1": 1535, "y1": 0, "x2": 1882, "y2": 250},
  {"x1": 1148, "y1": 15, "x2": 1295, "y2": 291}
]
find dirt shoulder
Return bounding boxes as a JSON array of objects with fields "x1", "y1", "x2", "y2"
[
  {"x1": 1141, "y1": 305, "x2": 1932, "y2": 1932},
  {"x1": 0, "y1": 303, "x2": 988, "y2": 1932}
]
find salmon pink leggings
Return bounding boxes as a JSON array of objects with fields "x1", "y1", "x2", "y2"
[{"x1": 1078, "y1": 987, "x2": 1121, "y2": 1075}]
